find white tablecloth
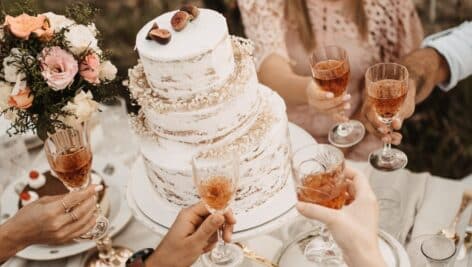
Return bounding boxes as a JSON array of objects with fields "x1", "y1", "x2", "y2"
[{"x1": 2, "y1": 159, "x2": 471, "y2": 267}]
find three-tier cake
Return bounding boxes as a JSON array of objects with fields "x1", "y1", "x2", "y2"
[{"x1": 129, "y1": 8, "x2": 291, "y2": 213}]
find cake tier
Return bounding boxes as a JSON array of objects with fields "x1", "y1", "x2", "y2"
[
  {"x1": 134, "y1": 87, "x2": 291, "y2": 213},
  {"x1": 129, "y1": 38, "x2": 260, "y2": 144},
  {"x1": 136, "y1": 9, "x2": 235, "y2": 100}
]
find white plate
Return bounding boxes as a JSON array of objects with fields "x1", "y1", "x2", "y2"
[
  {"x1": 0, "y1": 157, "x2": 132, "y2": 261},
  {"x1": 277, "y1": 228, "x2": 410, "y2": 267},
  {"x1": 127, "y1": 123, "x2": 316, "y2": 240}
]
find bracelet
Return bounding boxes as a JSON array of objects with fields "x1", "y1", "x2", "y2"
[{"x1": 125, "y1": 248, "x2": 154, "y2": 267}]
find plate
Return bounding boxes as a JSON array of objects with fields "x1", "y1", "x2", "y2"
[
  {"x1": 277, "y1": 228, "x2": 410, "y2": 267},
  {"x1": 0, "y1": 157, "x2": 132, "y2": 261},
  {"x1": 127, "y1": 123, "x2": 316, "y2": 240}
]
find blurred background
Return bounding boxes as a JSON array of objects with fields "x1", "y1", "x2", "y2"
[{"x1": 2, "y1": 0, "x2": 471, "y2": 179}]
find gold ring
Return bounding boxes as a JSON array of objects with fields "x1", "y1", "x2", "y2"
[
  {"x1": 69, "y1": 210, "x2": 78, "y2": 222},
  {"x1": 61, "y1": 199, "x2": 70, "y2": 213}
]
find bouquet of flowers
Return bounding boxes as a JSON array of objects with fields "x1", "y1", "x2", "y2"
[{"x1": 0, "y1": 3, "x2": 119, "y2": 140}]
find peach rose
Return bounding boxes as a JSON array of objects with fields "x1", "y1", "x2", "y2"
[
  {"x1": 3, "y1": 13, "x2": 51, "y2": 40},
  {"x1": 80, "y1": 53, "x2": 100, "y2": 84},
  {"x1": 8, "y1": 83, "x2": 34, "y2": 109}
]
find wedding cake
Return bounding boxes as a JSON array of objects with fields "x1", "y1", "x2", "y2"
[{"x1": 129, "y1": 7, "x2": 291, "y2": 213}]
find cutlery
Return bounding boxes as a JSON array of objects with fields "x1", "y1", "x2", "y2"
[
  {"x1": 235, "y1": 242, "x2": 278, "y2": 267},
  {"x1": 438, "y1": 189, "x2": 472, "y2": 245}
]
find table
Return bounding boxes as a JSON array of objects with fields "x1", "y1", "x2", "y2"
[{"x1": 2, "y1": 158, "x2": 471, "y2": 267}]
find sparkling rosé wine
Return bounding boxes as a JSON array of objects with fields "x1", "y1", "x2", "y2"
[
  {"x1": 198, "y1": 176, "x2": 234, "y2": 211},
  {"x1": 47, "y1": 147, "x2": 92, "y2": 189},
  {"x1": 368, "y1": 79, "x2": 407, "y2": 120},
  {"x1": 312, "y1": 59, "x2": 350, "y2": 97},
  {"x1": 297, "y1": 163, "x2": 348, "y2": 209}
]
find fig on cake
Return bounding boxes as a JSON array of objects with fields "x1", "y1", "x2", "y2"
[
  {"x1": 180, "y1": 4, "x2": 200, "y2": 20},
  {"x1": 171, "y1": 11, "x2": 191, "y2": 31},
  {"x1": 149, "y1": 28, "x2": 172, "y2": 45},
  {"x1": 28, "y1": 170, "x2": 46, "y2": 189}
]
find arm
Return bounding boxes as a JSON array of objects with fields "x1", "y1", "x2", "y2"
[
  {"x1": 0, "y1": 185, "x2": 100, "y2": 262},
  {"x1": 258, "y1": 54, "x2": 310, "y2": 105}
]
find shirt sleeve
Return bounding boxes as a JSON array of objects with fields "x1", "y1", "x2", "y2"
[
  {"x1": 237, "y1": 0, "x2": 289, "y2": 70},
  {"x1": 422, "y1": 21, "x2": 472, "y2": 91}
]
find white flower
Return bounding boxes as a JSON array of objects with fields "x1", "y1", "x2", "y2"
[
  {"x1": 65, "y1": 24, "x2": 100, "y2": 56},
  {"x1": 61, "y1": 91, "x2": 99, "y2": 127},
  {"x1": 87, "y1": 23, "x2": 98, "y2": 36},
  {"x1": 0, "y1": 81, "x2": 13, "y2": 111},
  {"x1": 42, "y1": 12, "x2": 75, "y2": 32},
  {"x1": 99, "y1": 61, "x2": 117, "y2": 81},
  {"x1": 3, "y1": 48, "x2": 26, "y2": 83}
]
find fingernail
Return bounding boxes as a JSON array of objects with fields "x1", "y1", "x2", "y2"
[
  {"x1": 95, "y1": 185, "x2": 103, "y2": 192},
  {"x1": 326, "y1": 92, "x2": 334, "y2": 98},
  {"x1": 343, "y1": 94, "x2": 351, "y2": 101},
  {"x1": 344, "y1": 103, "x2": 351, "y2": 110}
]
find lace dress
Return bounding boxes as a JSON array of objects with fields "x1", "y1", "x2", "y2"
[{"x1": 238, "y1": 0, "x2": 424, "y2": 160}]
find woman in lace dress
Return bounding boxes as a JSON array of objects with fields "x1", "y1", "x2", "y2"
[{"x1": 238, "y1": 0, "x2": 424, "y2": 160}]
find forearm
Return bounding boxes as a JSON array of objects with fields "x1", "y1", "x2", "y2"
[
  {"x1": 398, "y1": 48, "x2": 450, "y2": 103},
  {"x1": 258, "y1": 54, "x2": 311, "y2": 106},
  {"x1": 0, "y1": 220, "x2": 29, "y2": 262}
]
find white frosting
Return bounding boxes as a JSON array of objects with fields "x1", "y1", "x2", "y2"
[
  {"x1": 21, "y1": 191, "x2": 39, "y2": 206},
  {"x1": 28, "y1": 173, "x2": 46, "y2": 189},
  {"x1": 91, "y1": 173, "x2": 103, "y2": 185},
  {"x1": 140, "y1": 87, "x2": 291, "y2": 212},
  {"x1": 136, "y1": 9, "x2": 235, "y2": 99}
]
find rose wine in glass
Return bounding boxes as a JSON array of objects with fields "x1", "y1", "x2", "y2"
[
  {"x1": 310, "y1": 46, "x2": 365, "y2": 148},
  {"x1": 192, "y1": 151, "x2": 243, "y2": 267},
  {"x1": 366, "y1": 63, "x2": 409, "y2": 171},
  {"x1": 291, "y1": 144, "x2": 347, "y2": 264},
  {"x1": 45, "y1": 126, "x2": 108, "y2": 240}
]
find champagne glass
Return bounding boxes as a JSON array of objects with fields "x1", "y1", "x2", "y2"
[
  {"x1": 291, "y1": 144, "x2": 348, "y2": 264},
  {"x1": 310, "y1": 45, "x2": 365, "y2": 148},
  {"x1": 44, "y1": 124, "x2": 132, "y2": 267},
  {"x1": 407, "y1": 234, "x2": 457, "y2": 267},
  {"x1": 366, "y1": 63, "x2": 409, "y2": 171},
  {"x1": 192, "y1": 151, "x2": 243, "y2": 267}
]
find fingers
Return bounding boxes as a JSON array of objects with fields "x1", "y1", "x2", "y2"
[
  {"x1": 391, "y1": 117, "x2": 403, "y2": 131},
  {"x1": 307, "y1": 83, "x2": 351, "y2": 112},
  {"x1": 223, "y1": 210, "x2": 236, "y2": 243},
  {"x1": 187, "y1": 202, "x2": 210, "y2": 219},
  {"x1": 68, "y1": 212, "x2": 98, "y2": 240},
  {"x1": 296, "y1": 202, "x2": 338, "y2": 226},
  {"x1": 190, "y1": 214, "x2": 224, "y2": 244},
  {"x1": 61, "y1": 185, "x2": 102, "y2": 211}
]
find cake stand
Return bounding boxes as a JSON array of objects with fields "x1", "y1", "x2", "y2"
[{"x1": 126, "y1": 123, "x2": 316, "y2": 241}]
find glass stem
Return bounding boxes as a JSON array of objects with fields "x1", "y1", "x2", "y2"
[
  {"x1": 336, "y1": 110, "x2": 352, "y2": 137},
  {"x1": 211, "y1": 226, "x2": 228, "y2": 262},
  {"x1": 381, "y1": 121, "x2": 393, "y2": 160}
]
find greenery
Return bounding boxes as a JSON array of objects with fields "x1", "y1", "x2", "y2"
[
  {"x1": 3, "y1": 0, "x2": 470, "y2": 179},
  {"x1": 0, "y1": 1, "x2": 119, "y2": 140}
]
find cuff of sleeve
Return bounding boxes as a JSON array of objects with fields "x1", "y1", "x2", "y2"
[{"x1": 423, "y1": 40, "x2": 457, "y2": 92}]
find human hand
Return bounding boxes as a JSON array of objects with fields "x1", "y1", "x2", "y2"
[
  {"x1": 145, "y1": 202, "x2": 236, "y2": 267},
  {"x1": 1, "y1": 185, "x2": 101, "y2": 251},
  {"x1": 361, "y1": 79, "x2": 416, "y2": 145},
  {"x1": 306, "y1": 79, "x2": 351, "y2": 121},
  {"x1": 296, "y1": 168, "x2": 387, "y2": 267}
]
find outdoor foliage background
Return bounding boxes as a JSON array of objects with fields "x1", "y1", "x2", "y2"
[{"x1": 2, "y1": 0, "x2": 471, "y2": 179}]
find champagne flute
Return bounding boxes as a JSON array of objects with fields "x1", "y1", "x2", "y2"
[
  {"x1": 44, "y1": 124, "x2": 132, "y2": 267},
  {"x1": 291, "y1": 144, "x2": 348, "y2": 264},
  {"x1": 310, "y1": 45, "x2": 365, "y2": 148},
  {"x1": 192, "y1": 151, "x2": 243, "y2": 267},
  {"x1": 366, "y1": 63, "x2": 409, "y2": 171}
]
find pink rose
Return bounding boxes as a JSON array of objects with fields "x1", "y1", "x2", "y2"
[
  {"x1": 8, "y1": 86, "x2": 33, "y2": 109},
  {"x1": 3, "y1": 13, "x2": 52, "y2": 40},
  {"x1": 39, "y1": 46, "x2": 78, "y2": 91},
  {"x1": 80, "y1": 53, "x2": 100, "y2": 84}
]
